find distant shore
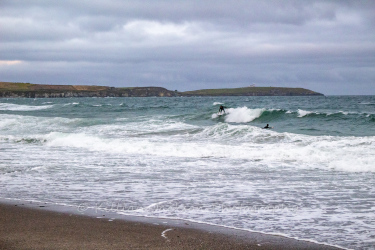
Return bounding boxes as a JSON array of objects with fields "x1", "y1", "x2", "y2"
[
  {"x1": 0, "y1": 82, "x2": 323, "y2": 98},
  {"x1": 0, "y1": 199, "x2": 341, "y2": 249}
]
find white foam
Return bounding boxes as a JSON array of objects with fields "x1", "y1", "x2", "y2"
[
  {"x1": 223, "y1": 107, "x2": 265, "y2": 123},
  {"x1": 2, "y1": 112, "x2": 374, "y2": 173},
  {"x1": 296, "y1": 110, "x2": 366, "y2": 117},
  {"x1": 297, "y1": 109, "x2": 316, "y2": 117},
  {"x1": 0, "y1": 114, "x2": 82, "y2": 134},
  {"x1": 92, "y1": 119, "x2": 199, "y2": 136},
  {"x1": 0, "y1": 103, "x2": 53, "y2": 111},
  {"x1": 339, "y1": 111, "x2": 349, "y2": 115},
  {"x1": 213, "y1": 102, "x2": 223, "y2": 105},
  {"x1": 63, "y1": 102, "x2": 80, "y2": 106},
  {"x1": 40, "y1": 124, "x2": 375, "y2": 173},
  {"x1": 161, "y1": 229, "x2": 173, "y2": 241}
]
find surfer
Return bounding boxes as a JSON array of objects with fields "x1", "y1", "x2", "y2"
[
  {"x1": 264, "y1": 124, "x2": 272, "y2": 129},
  {"x1": 219, "y1": 105, "x2": 225, "y2": 114}
]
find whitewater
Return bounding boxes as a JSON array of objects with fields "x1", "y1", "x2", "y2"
[{"x1": 0, "y1": 96, "x2": 374, "y2": 249}]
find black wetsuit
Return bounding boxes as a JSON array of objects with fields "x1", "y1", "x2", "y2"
[{"x1": 219, "y1": 106, "x2": 225, "y2": 113}]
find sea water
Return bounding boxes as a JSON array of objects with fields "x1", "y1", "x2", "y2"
[{"x1": 0, "y1": 96, "x2": 374, "y2": 249}]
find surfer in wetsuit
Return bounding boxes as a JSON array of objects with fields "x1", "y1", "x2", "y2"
[
  {"x1": 264, "y1": 124, "x2": 271, "y2": 129},
  {"x1": 219, "y1": 105, "x2": 225, "y2": 114}
]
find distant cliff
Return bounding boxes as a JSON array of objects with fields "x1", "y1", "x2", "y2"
[{"x1": 0, "y1": 82, "x2": 323, "y2": 98}]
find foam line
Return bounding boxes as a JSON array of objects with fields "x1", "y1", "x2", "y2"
[{"x1": 161, "y1": 229, "x2": 173, "y2": 241}]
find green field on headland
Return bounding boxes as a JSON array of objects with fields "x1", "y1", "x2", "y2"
[
  {"x1": 180, "y1": 86, "x2": 323, "y2": 96},
  {"x1": 0, "y1": 82, "x2": 323, "y2": 97}
]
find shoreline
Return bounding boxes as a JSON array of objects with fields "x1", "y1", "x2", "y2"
[{"x1": 0, "y1": 198, "x2": 342, "y2": 249}]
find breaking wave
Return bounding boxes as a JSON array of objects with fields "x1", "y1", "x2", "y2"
[
  {"x1": 212, "y1": 107, "x2": 265, "y2": 123},
  {"x1": 3, "y1": 121, "x2": 372, "y2": 173},
  {"x1": 211, "y1": 107, "x2": 375, "y2": 123},
  {"x1": 0, "y1": 103, "x2": 54, "y2": 111}
]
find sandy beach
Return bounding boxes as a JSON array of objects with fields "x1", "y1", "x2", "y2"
[{"x1": 0, "y1": 202, "x2": 341, "y2": 250}]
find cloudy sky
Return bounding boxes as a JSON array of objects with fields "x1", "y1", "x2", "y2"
[{"x1": 1, "y1": 0, "x2": 374, "y2": 95}]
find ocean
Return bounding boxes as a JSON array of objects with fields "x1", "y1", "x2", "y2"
[{"x1": 1, "y1": 96, "x2": 374, "y2": 249}]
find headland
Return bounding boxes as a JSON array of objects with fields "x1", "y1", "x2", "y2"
[
  {"x1": 0, "y1": 82, "x2": 323, "y2": 98},
  {"x1": 180, "y1": 86, "x2": 323, "y2": 96}
]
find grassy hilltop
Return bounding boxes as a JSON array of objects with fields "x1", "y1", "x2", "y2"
[
  {"x1": 0, "y1": 82, "x2": 176, "y2": 97},
  {"x1": 180, "y1": 86, "x2": 323, "y2": 96},
  {"x1": 0, "y1": 82, "x2": 108, "y2": 92}
]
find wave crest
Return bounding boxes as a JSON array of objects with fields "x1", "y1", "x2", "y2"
[
  {"x1": 0, "y1": 103, "x2": 54, "y2": 111},
  {"x1": 212, "y1": 107, "x2": 265, "y2": 123}
]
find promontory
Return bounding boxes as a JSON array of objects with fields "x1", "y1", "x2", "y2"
[{"x1": 0, "y1": 82, "x2": 323, "y2": 98}]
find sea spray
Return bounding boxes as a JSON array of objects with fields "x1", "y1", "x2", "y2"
[
  {"x1": 225, "y1": 107, "x2": 265, "y2": 123},
  {"x1": 0, "y1": 103, "x2": 54, "y2": 111},
  {"x1": 211, "y1": 107, "x2": 265, "y2": 123}
]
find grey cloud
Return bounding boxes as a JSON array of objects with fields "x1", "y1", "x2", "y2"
[
  {"x1": 0, "y1": 0, "x2": 374, "y2": 95},
  {"x1": 1, "y1": 1, "x2": 368, "y2": 27}
]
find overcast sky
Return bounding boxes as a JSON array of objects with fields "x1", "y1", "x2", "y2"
[{"x1": 1, "y1": 0, "x2": 374, "y2": 95}]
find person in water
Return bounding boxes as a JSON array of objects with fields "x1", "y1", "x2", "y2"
[
  {"x1": 264, "y1": 124, "x2": 271, "y2": 129},
  {"x1": 219, "y1": 105, "x2": 225, "y2": 113}
]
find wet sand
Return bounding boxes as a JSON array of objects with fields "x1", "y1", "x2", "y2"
[{"x1": 0, "y1": 202, "x2": 341, "y2": 249}]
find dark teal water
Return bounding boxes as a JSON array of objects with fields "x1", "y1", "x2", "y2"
[{"x1": 1, "y1": 96, "x2": 374, "y2": 136}]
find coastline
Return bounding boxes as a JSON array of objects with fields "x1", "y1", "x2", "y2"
[
  {"x1": 0, "y1": 198, "x2": 342, "y2": 249},
  {"x1": 0, "y1": 82, "x2": 324, "y2": 97}
]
